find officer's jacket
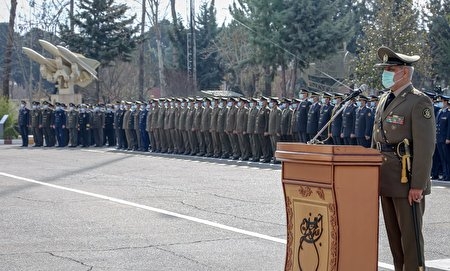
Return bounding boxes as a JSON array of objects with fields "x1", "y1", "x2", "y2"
[
  {"x1": 226, "y1": 106, "x2": 238, "y2": 133},
  {"x1": 210, "y1": 106, "x2": 220, "y2": 132},
  {"x1": 268, "y1": 107, "x2": 282, "y2": 135},
  {"x1": 436, "y1": 107, "x2": 450, "y2": 143},
  {"x1": 91, "y1": 111, "x2": 105, "y2": 129},
  {"x1": 330, "y1": 106, "x2": 342, "y2": 137},
  {"x1": 372, "y1": 85, "x2": 435, "y2": 197},
  {"x1": 354, "y1": 106, "x2": 374, "y2": 138},
  {"x1": 139, "y1": 109, "x2": 148, "y2": 130},
  {"x1": 179, "y1": 107, "x2": 188, "y2": 131},
  {"x1": 306, "y1": 102, "x2": 320, "y2": 135},
  {"x1": 193, "y1": 106, "x2": 203, "y2": 131},
  {"x1": 128, "y1": 110, "x2": 136, "y2": 130},
  {"x1": 318, "y1": 103, "x2": 334, "y2": 136},
  {"x1": 122, "y1": 110, "x2": 130, "y2": 130},
  {"x1": 41, "y1": 109, "x2": 54, "y2": 128},
  {"x1": 185, "y1": 107, "x2": 195, "y2": 131},
  {"x1": 156, "y1": 107, "x2": 165, "y2": 129},
  {"x1": 18, "y1": 108, "x2": 30, "y2": 126},
  {"x1": 255, "y1": 106, "x2": 270, "y2": 134},
  {"x1": 217, "y1": 107, "x2": 228, "y2": 133},
  {"x1": 67, "y1": 110, "x2": 79, "y2": 129},
  {"x1": 246, "y1": 107, "x2": 258, "y2": 134},
  {"x1": 235, "y1": 107, "x2": 248, "y2": 133},
  {"x1": 297, "y1": 100, "x2": 311, "y2": 133},
  {"x1": 53, "y1": 109, "x2": 66, "y2": 128},
  {"x1": 280, "y1": 108, "x2": 292, "y2": 135},
  {"x1": 78, "y1": 112, "x2": 90, "y2": 128},
  {"x1": 341, "y1": 104, "x2": 356, "y2": 137},
  {"x1": 114, "y1": 109, "x2": 124, "y2": 129},
  {"x1": 201, "y1": 106, "x2": 212, "y2": 132},
  {"x1": 150, "y1": 107, "x2": 159, "y2": 130},
  {"x1": 31, "y1": 109, "x2": 42, "y2": 128},
  {"x1": 105, "y1": 112, "x2": 114, "y2": 129}
]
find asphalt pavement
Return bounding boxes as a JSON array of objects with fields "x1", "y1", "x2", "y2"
[{"x1": 0, "y1": 144, "x2": 449, "y2": 271}]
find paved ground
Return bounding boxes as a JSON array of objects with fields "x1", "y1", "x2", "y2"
[{"x1": 0, "y1": 144, "x2": 449, "y2": 271}]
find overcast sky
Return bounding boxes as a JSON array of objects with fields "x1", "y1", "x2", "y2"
[{"x1": 0, "y1": 0, "x2": 234, "y2": 26}]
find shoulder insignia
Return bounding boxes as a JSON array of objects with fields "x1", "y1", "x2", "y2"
[{"x1": 423, "y1": 108, "x2": 432, "y2": 119}]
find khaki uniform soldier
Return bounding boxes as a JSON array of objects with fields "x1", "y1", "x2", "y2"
[
  {"x1": 164, "y1": 100, "x2": 176, "y2": 153},
  {"x1": 122, "y1": 103, "x2": 131, "y2": 149},
  {"x1": 280, "y1": 98, "x2": 293, "y2": 142},
  {"x1": 179, "y1": 99, "x2": 190, "y2": 155},
  {"x1": 41, "y1": 101, "x2": 55, "y2": 147},
  {"x1": 255, "y1": 97, "x2": 271, "y2": 163},
  {"x1": 217, "y1": 98, "x2": 231, "y2": 158},
  {"x1": 210, "y1": 97, "x2": 222, "y2": 158},
  {"x1": 235, "y1": 98, "x2": 251, "y2": 161},
  {"x1": 267, "y1": 97, "x2": 282, "y2": 163},
  {"x1": 91, "y1": 105, "x2": 105, "y2": 147},
  {"x1": 150, "y1": 100, "x2": 160, "y2": 152},
  {"x1": 30, "y1": 101, "x2": 43, "y2": 147},
  {"x1": 373, "y1": 46, "x2": 435, "y2": 271},
  {"x1": 186, "y1": 98, "x2": 198, "y2": 155},
  {"x1": 66, "y1": 103, "x2": 79, "y2": 147},
  {"x1": 193, "y1": 98, "x2": 205, "y2": 156},
  {"x1": 134, "y1": 102, "x2": 142, "y2": 151},
  {"x1": 157, "y1": 100, "x2": 167, "y2": 153},
  {"x1": 247, "y1": 98, "x2": 259, "y2": 161},
  {"x1": 201, "y1": 98, "x2": 213, "y2": 157},
  {"x1": 174, "y1": 99, "x2": 183, "y2": 154},
  {"x1": 226, "y1": 98, "x2": 240, "y2": 160}
]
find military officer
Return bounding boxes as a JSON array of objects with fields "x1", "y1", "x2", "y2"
[
  {"x1": 150, "y1": 99, "x2": 160, "y2": 152},
  {"x1": 41, "y1": 101, "x2": 55, "y2": 147},
  {"x1": 255, "y1": 97, "x2": 271, "y2": 163},
  {"x1": 317, "y1": 92, "x2": 334, "y2": 143},
  {"x1": 267, "y1": 97, "x2": 282, "y2": 163},
  {"x1": 373, "y1": 46, "x2": 435, "y2": 271},
  {"x1": 66, "y1": 103, "x2": 78, "y2": 147},
  {"x1": 103, "y1": 104, "x2": 115, "y2": 147},
  {"x1": 186, "y1": 98, "x2": 198, "y2": 155},
  {"x1": 354, "y1": 95, "x2": 374, "y2": 148},
  {"x1": 53, "y1": 102, "x2": 67, "y2": 147},
  {"x1": 226, "y1": 97, "x2": 240, "y2": 160},
  {"x1": 179, "y1": 98, "x2": 190, "y2": 155},
  {"x1": 247, "y1": 98, "x2": 259, "y2": 161},
  {"x1": 115, "y1": 101, "x2": 127, "y2": 150},
  {"x1": 193, "y1": 98, "x2": 205, "y2": 156},
  {"x1": 210, "y1": 97, "x2": 222, "y2": 158},
  {"x1": 78, "y1": 104, "x2": 91, "y2": 147},
  {"x1": 341, "y1": 97, "x2": 357, "y2": 145},
  {"x1": 329, "y1": 93, "x2": 344, "y2": 145},
  {"x1": 139, "y1": 102, "x2": 149, "y2": 151},
  {"x1": 201, "y1": 97, "x2": 213, "y2": 157},
  {"x1": 289, "y1": 99, "x2": 300, "y2": 142},
  {"x1": 435, "y1": 95, "x2": 450, "y2": 181},
  {"x1": 30, "y1": 101, "x2": 43, "y2": 147},
  {"x1": 297, "y1": 89, "x2": 311, "y2": 143},
  {"x1": 306, "y1": 91, "x2": 321, "y2": 141},
  {"x1": 134, "y1": 101, "x2": 143, "y2": 151},
  {"x1": 164, "y1": 99, "x2": 175, "y2": 153},
  {"x1": 280, "y1": 98, "x2": 293, "y2": 142},
  {"x1": 157, "y1": 99, "x2": 167, "y2": 153},
  {"x1": 235, "y1": 97, "x2": 250, "y2": 161},
  {"x1": 217, "y1": 97, "x2": 231, "y2": 158},
  {"x1": 18, "y1": 100, "x2": 30, "y2": 147}
]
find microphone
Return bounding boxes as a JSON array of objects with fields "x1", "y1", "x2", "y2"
[{"x1": 341, "y1": 84, "x2": 368, "y2": 104}]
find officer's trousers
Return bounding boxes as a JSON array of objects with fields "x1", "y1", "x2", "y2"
[{"x1": 32, "y1": 127, "x2": 43, "y2": 146}]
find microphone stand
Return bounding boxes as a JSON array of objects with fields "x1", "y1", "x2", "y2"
[{"x1": 307, "y1": 101, "x2": 351, "y2": 145}]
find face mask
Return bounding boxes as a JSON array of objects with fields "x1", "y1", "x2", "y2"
[
  {"x1": 20, "y1": 104, "x2": 25, "y2": 108},
  {"x1": 308, "y1": 98, "x2": 314, "y2": 103},
  {"x1": 211, "y1": 101, "x2": 216, "y2": 107},
  {"x1": 279, "y1": 104, "x2": 286, "y2": 110},
  {"x1": 43, "y1": 105, "x2": 48, "y2": 109},
  {"x1": 437, "y1": 102, "x2": 443, "y2": 108},
  {"x1": 32, "y1": 105, "x2": 37, "y2": 110},
  {"x1": 114, "y1": 105, "x2": 119, "y2": 110},
  {"x1": 356, "y1": 101, "x2": 362, "y2": 107},
  {"x1": 56, "y1": 106, "x2": 61, "y2": 111},
  {"x1": 258, "y1": 101, "x2": 263, "y2": 107},
  {"x1": 80, "y1": 108, "x2": 86, "y2": 113},
  {"x1": 120, "y1": 105, "x2": 124, "y2": 110},
  {"x1": 194, "y1": 104, "x2": 199, "y2": 109},
  {"x1": 290, "y1": 104, "x2": 296, "y2": 110},
  {"x1": 382, "y1": 70, "x2": 396, "y2": 89},
  {"x1": 269, "y1": 102, "x2": 274, "y2": 108},
  {"x1": 227, "y1": 102, "x2": 232, "y2": 107},
  {"x1": 370, "y1": 101, "x2": 376, "y2": 107},
  {"x1": 237, "y1": 102, "x2": 242, "y2": 107},
  {"x1": 94, "y1": 107, "x2": 99, "y2": 112}
]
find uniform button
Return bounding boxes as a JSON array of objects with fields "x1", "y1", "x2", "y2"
[
  {"x1": 384, "y1": 130, "x2": 387, "y2": 133},
  {"x1": 377, "y1": 129, "x2": 380, "y2": 133}
]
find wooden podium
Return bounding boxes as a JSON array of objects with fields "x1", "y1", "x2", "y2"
[{"x1": 275, "y1": 143, "x2": 382, "y2": 271}]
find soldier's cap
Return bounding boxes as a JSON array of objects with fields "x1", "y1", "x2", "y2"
[
  {"x1": 135, "y1": 101, "x2": 142, "y2": 105},
  {"x1": 32, "y1": 101, "x2": 40, "y2": 105},
  {"x1": 284, "y1": 98, "x2": 292, "y2": 103},
  {"x1": 69, "y1": 102, "x2": 75, "y2": 107},
  {"x1": 369, "y1": 95, "x2": 379, "y2": 101},
  {"x1": 333, "y1": 93, "x2": 345, "y2": 98},
  {"x1": 227, "y1": 97, "x2": 238, "y2": 102},
  {"x1": 374, "y1": 46, "x2": 420, "y2": 67},
  {"x1": 240, "y1": 97, "x2": 249, "y2": 103},
  {"x1": 358, "y1": 95, "x2": 369, "y2": 101},
  {"x1": 20, "y1": 100, "x2": 26, "y2": 104},
  {"x1": 270, "y1": 97, "x2": 279, "y2": 102},
  {"x1": 441, "y1": 95, "x2": 450, "y2": 102},
  {"x1": 309, "y1": 91, "x2": 320, "y2": 97},
  {"x1": 251, "y1": 97, "x2": 259, "y2": 102},
  {"x1": 260, "y1": 96, "x2": 270, "y2": 101},
  {"x1": 293, "y1": 98, "x2": 301, "y2": 103},
  {"x1": 42, "y1": 100, "x2": 49, "y2": 105},
  {"x1": 204, "y1": 97, "x2": 212, "y2": 102},
  {"x1": 99, "y1": 103, "x2": 105, "y2": 107},
  {"x1": 176, "y1": 98, "x2": 183, "y2": 102},
  {"x1": 299, "y1": 88, "x2": 309, "y2": 93},
  {"x1": 424, "y1": 91, "x2": 436, "y2": 100},
  {"x1": 195, "y1": 97, "x2": 203, "y2": 102},
  {"x1": 115, "y1": 101, "x2": 121, "y2": 104},
  {"x1": 55, "y1": 102, "x2": 62, "y2": 106},
  {"x1": 322, "y1": 92, "x2": 333, "y2": 98},
  {"x1": 126, "y1": 101, "x2": 132, "y2": 105}
]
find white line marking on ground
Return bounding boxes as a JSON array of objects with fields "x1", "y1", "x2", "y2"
[
  {"x1": 0, "y1": 172, "x2": 285, "y2": 244},
  {"x1": 4, "y1": 171, "x2": 446, "y2": 270}
]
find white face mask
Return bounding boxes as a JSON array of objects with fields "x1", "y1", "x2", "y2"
[
  {"x1": 32, "y1": 105, "x2": 37, "y2": 110},
  {"x1": 356, "y1": 101, "x2": 362, "y2": 107}
]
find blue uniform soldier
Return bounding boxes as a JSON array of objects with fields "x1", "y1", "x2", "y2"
[
  {"x1": 354, "y1": 95, "x2": 374, "y2": 148},
  {"x1": 435, "y1": 95, "x2": 450, "y2": 181},
  {"x1": 296, "y1": 89, "x2": 312, "y2": 143},
  {"x1": 53, "y1": 102, "x2": 67, "y2": 147},
  {"x1": 341, "y1": 98, "x2": 357, "y2": 145},
  {"x1": 18, "y1": 100, "x2": 30, "y2": 147},
  {"x1": 329, "y1": 93, "x2": 344, "y2": 145}
]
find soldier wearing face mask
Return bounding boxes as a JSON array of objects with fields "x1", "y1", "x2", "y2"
[
  {"x1": 255, "y1": 97, "x2": 271, "y2": 163},
  {"x1": 280, "y1": 98, "x2": 293, "y2": 142},
  {"x1": 226, "y1": 97, "x2": 240, "y2": 160},
  {"x1": 201, "y1": 97, "x2": 213, "y2": 157},
  {"x1": 53, "y1": 102, "x2": 67, "y2": 147},
  {"x1": 296, "y1": 89, "x2": 312, "y2": 143},
  {"x1": 354, "y1": 95, "x2": 373, "y2": 148},
  {"x1": 66, "y1": 103, "x2": 79, "y2": 147},
  {"x1": 104, "y1": 104, "x2": 115, "y2": 147},
  {"x1": 91, "y1": 104, "x2": 105, "y2": 147},
  {"x1": 306, "y1": 91, "x2": 321, "y2": 141},
  {"x1": 329, "y1": 93, "x2": 344, "y2": 145},
  {"x1": 41, "y1": 101, "x2": 55, "y2": 147},
  {"x1": 317, "y1": 92, "x2": 334, "y2": 144},
  {"x1": 179, "y1": 98, "x2": 190, "y2": 155},
  {"x1": 210, "y1": 97, "x2": 222, "y2": 158},
  {"x1": 18, "y1": 100, "x2": 30, "y2": 147},
  {"x1": 139, "y1": 102, "x2": 149, "y2": 152},
  {"x1": 30, "y1": 101, "x2": 43, "y2": 147},
  {"x1": 235, "y1": 97, "x2": 250, "y2": 161},
  {"x1": 217, "y1": 97, "x2": 231, "y2": 158},
  {"x1": 267, "y1": 97, "x2": 282, "y2": 163},
  {"x1": 115, "y1": 101, "x2": 127, "y2": 150},
  {"x1": 78, "y1": 104, "x2": 91, "y2": 147}
]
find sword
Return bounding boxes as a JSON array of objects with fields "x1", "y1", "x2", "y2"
[{"x1": 403, "y1": 138, "x2": 425, "y2": 271}]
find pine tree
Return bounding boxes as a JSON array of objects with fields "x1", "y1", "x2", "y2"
[
  {"x1": 355, "y1": 0, "x2": 422, "y2": 90},
  {"x1": 59, "y1": 0, "x2": 138, "y2": 101},
  {"x1": 196, "y1": 0, "x2": 223, "y2": 90}
]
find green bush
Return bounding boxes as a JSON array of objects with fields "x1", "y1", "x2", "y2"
[{"x1": 0, "y1": 96, "x2": 19, "y2": 139}]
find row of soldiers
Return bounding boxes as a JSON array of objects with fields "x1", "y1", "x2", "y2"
[{"x1": 18, "y1": 89, "x2": 380, "y2": 163}]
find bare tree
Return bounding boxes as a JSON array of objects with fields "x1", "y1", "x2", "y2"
[
  {"x1": 2, "y1": 0, "x2": 18, "y2": 98},
  {"x1": 147, "y1": 0, "x2": 166, "y2": 97},
  {"x1": 138, "y1": 0, "x2": 146, "y2": 101}
]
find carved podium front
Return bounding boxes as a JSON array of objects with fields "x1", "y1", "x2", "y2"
[{"x1": 275, "y1": 143, "x2": 382, "y2": 271}]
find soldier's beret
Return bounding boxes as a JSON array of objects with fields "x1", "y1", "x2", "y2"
[{"x1": 374, "y1": 46, "x2": 420, "y2": 67}]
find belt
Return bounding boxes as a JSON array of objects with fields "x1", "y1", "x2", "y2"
[
  {"x1": 376, "y1": 142, "x2": 398, "y2": 152},
  {"x1": 375, "y1": 142, "x2": 413, "y2": 156}
]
